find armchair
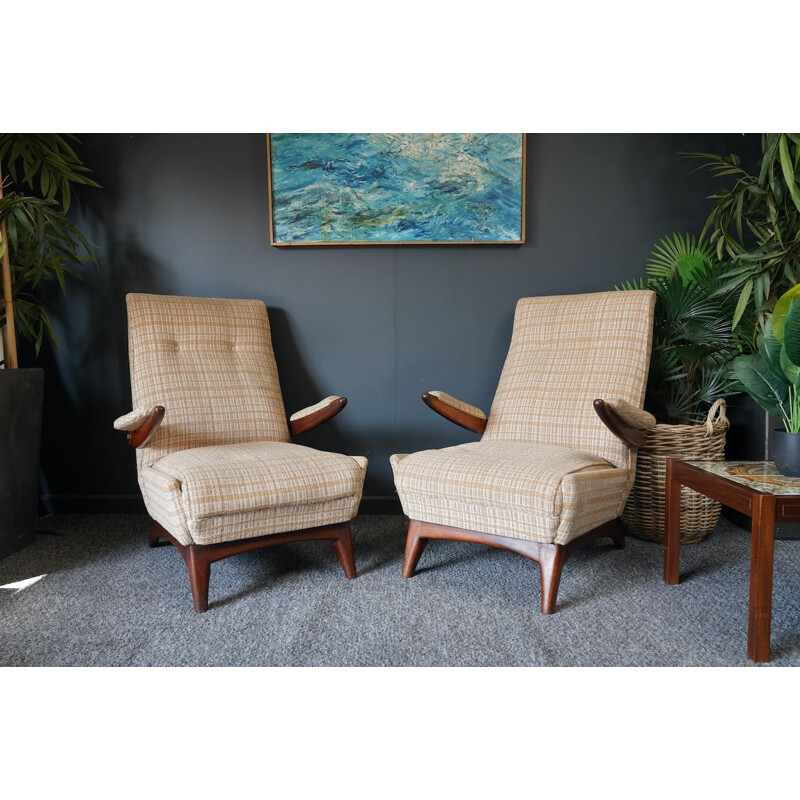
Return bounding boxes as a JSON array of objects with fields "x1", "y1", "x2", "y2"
[
  {"x1": 391, "y1": 290, "x2": 656, "y2": 613},
  {"x1": 114, "y1": 293, "x2": 367, "y2": 612}
]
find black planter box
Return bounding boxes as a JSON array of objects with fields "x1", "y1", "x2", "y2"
[{"x1": 0, "y1": 368, "x2": 44, "y2": 559}]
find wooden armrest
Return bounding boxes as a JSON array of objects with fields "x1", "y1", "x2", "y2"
[
  {"x1": 126, "y1": 406, "x2": 165, "y2": 448},
  {"x1": 593, "y1": 399, "x2": 648, "y2": 448},
  {"x1": 422, "y1": 392, "x2": 487, "y2": 435},
  {"x1": 289, "y1": 396, "x2": 347, "y2": 436}
]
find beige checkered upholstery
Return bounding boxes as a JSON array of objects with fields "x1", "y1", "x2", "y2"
[
  {"x1": 122, "y1": 293, "x2": 366, "y2": 546},
  {"x1": 113, "y1": 408, "x2": 151, "y2": 431},
  {"x1": 127, "y1": 293, "x2": 290, "y2": 472},
  {"x1": 143, "y1": 443, "x2": 367, "y2": 546},
  {"x1": 392, "y1": 444, "x2": 630, "y2": 545},
  {"x1": 427, "y1": 391, "x2": 486, "y2": 420},
  {"x1": 605, "y1": 397, "x2": 656, "y2": 431},
  {"x1": 483, "y1": 291, "x2": 655, "y2": 469},
  {"x1": 392, "y1": 291, "x2": 655, "y2": 545},
  {"x1": 290, "y1": 396, "x2": 343, "y2": 422}
]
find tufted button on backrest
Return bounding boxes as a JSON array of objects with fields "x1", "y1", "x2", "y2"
[{"x1": 126, "y1": 293, "x2": 290, "y2": 471}]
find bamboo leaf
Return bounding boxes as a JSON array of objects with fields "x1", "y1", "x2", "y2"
[
  {"x1": 759, "y1": 134, "x2": 780, "y2": 187},
  {"x1": 779, "y1": 134, "x2": 800, "y2": 214},
  {"x1": 0, "y1": 134, "x2": 99, "y2": 353},
  {"x1": 732, "y1": 279, "x2": 753, "y2": 329}
]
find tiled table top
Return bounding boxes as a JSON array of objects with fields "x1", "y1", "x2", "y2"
[{"x1": 685, "y1": 460, "x2": 800, "y2": 496}]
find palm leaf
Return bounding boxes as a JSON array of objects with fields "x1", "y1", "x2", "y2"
[{"x1": 645, "y1": 232, "x2": 714, "y2": 283}]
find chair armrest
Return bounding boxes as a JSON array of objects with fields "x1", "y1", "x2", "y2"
[
  {"x1": 422, "y1": 391, "x2": 487, "y2": 434},
  {"x1": 593, "y1": 398, "x2": 655, "y2": 448},
  {"x1": 114, "y1": 406, "x2": 165, "y2": 448},
  {"x1": 289, "y1": 395, "x2": 347, "y2": 436}
]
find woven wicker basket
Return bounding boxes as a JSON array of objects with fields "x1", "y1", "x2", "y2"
[{"x1": 621, "y1": 399, "x2": 729, "y2": 544}]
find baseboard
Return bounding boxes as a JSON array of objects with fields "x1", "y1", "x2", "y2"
[
  {"x1": 39, "y1": 495, "x2": 148, "y2": 515},
  {"x1": 358, "y1": 496, "x2": 403, "y2": 515},
  {"x1": 39, "y1": 494, "x2": 404, "y2": 516}
]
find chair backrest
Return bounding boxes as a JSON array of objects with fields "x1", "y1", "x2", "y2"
[
  {"x1": 482, "y1": 290, "x2": 656, "y2": 469},
  {"x1": 126, "y1": 293, "x2": 289, "y2": 470}
]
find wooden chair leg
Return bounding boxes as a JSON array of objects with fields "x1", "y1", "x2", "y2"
[
  {"x1": 332, "y1": 523, "x2": 357, "y2": 579},
  {"x1": 148, "y1": 521, "x2": 166, "y2": 547},
  {"x1": 608, "y1": 520, "x2": 625, "y2": 550},
  {"x1": 539, "y1": 544, "x2": 566, "y2": 614},
  {"x1": 402, "y1": 520, "x2": 429, "y2": 578},
  {"x1": 184, "y1": 546, "x2": 211, "y2": 613}
]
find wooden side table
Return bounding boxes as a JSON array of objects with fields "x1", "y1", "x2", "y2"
[{"x1": 664, "y1": 458, "x2": 800, "y2": 663}]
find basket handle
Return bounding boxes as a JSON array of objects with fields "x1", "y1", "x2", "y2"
[{"x1": 705, "y1": 398, "x2": 729, "y2": 435}]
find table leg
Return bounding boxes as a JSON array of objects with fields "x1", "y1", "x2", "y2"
[
  {"x1": 747, "y1": 493, "x2": 776, "y2": 663},
  {"x1": 664, "y1": 458, "x2": 681, "y2": 584}
]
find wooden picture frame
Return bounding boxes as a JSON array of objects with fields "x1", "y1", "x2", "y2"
[{"x1": 266, "y1": 133, "x2": 526, "y2": 247}]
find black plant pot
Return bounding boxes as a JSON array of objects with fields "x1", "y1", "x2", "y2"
[
  {"x1": 0, "y1": 368, "x2": 44, "y2": 559},
  {"x1": 770, "y1": 428, "x2": 800, "y2": 478}
]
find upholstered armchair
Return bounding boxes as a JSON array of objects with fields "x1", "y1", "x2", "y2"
[
  {"x1": 114, "y1": 293, "x2": 367, "y2": 612},
  {"x1": 391, "y1": 290, "x2": 656, "y2": 613}
]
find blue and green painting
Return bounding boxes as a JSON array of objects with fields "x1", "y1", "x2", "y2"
[{"x1": 269, "y1": 133, "x2": 524, "y2": 244}]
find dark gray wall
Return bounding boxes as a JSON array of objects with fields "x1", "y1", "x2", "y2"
[{"x1": 28, "y1": 133, "x2": 760, "y2": 511}]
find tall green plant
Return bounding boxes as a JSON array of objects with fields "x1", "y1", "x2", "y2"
[
  {"x1": 619, "y1": 233, "x2": 747, "y2": 425},
  {"x1": 683, "y1": 133, "x2": 800, "y2": 335},
  {"x1": 733, "y1": 285, "x2": 800, "y2": 432},
  {"x1": 0, "y1": 134, "x2": 99, "y2": 354}
]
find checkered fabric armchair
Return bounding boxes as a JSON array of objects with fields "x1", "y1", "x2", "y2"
[
  {"x1": 391, "y1": 290, "x2": 656, "y2": 613},
  {"x1": 114, "y1": 293, "x2": 367, "y2": 612}
]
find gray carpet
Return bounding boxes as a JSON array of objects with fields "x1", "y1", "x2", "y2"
[{"x1": 1, "y1": 514, "x2": 799, "y2": 666}]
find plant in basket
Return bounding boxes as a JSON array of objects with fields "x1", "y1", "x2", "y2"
[
  {"x1": 620, "y1": 233, "x2": 750, "y2": 424},
  {"x1": 733, "y1": 285, "x2": 800, "y2": 476},
  {"x1": 618, "y1": 233, "x2": 751, "y2": 543}
]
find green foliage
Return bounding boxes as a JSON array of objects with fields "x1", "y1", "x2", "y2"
[
  {"x1": 645, "y1": 232, "x2": 713, "y2": 284},
  {"x1": 733, "y1": 286, "x2": 800, "y2": 432},
  {"x1": 682, "y1": 134, "x2": 800, "y2": 335},
  {"x1": 619, "y1": 233, "x2": 747, "y2": 425},
  {"x1": 0, "y1": 134, "x2": 99, "y2": 354}
]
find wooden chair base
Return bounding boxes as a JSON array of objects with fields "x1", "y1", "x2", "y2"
[
  {"x1": 401, "y1": 518, "x2": 624, "y2": 614},
  {"x1": 148, "y1": 520, "x2": 357, "y2": 612}
]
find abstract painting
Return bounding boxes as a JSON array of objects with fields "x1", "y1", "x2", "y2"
[{"x1": 267, "y1": 133, "x2": 525, "y2": 245}]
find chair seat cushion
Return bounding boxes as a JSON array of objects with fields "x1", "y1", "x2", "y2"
[
  {"x1": 391, "y1": 441, "x2": 631, "y2": 545},
  {"x1": 141, "y1": 442, "x2": 367, "y2": 545}
]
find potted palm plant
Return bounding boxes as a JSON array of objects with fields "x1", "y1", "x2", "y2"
[
  {"x1": 0, "y1": 134, "x2": 98, "y2": 558},
  {"x1": 618, "y1": 233, "x2": 750, "y2": 543},
  {"x1": 733, "y1": 285, "x2": 800, "y2": 476}
]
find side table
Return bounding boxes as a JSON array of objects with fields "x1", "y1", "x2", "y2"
[{"x1": 664, "y1": 458, "x2": 800, "y2": 663}]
